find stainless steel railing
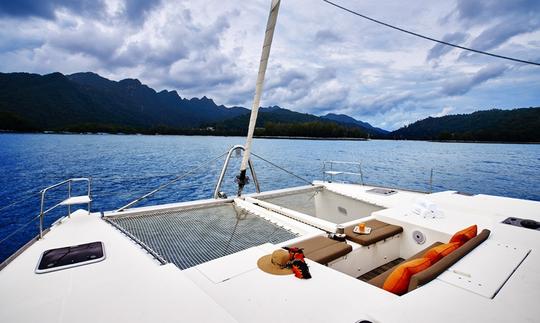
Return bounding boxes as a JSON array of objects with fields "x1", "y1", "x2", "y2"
[
  {"x1": 323, "y1": 160, "x2": 364, "y2": 184},
  {"x1": 323, "y1": 160, "x2": 436, "y2": 193},
  {"x1": 39, "y1": 178, "x2": 92, "y2": 238},
  {"x1": 214, "y1": 145, "x2": 260, "y2": 199}
]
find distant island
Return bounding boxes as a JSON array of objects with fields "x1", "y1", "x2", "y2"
[
  {"x1": 391, "y1": 108, "x2": 540, "y2": 142},
  {"x1": 0, "y1": 72, "x2": 538, "y2": 142}
]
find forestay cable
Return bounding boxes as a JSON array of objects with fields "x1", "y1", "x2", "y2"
[
  {"x1": 116, "y1": 150, "x2": 230, "y2": 212},
  {"x1": 322, "y1": 0, "x2": 540, "y2": 66}
]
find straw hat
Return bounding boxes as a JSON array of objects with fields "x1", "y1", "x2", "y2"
[{"x1": 257, "y1": 249, "x2": 293, "y2": 275}]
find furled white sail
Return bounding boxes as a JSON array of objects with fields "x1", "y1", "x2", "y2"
[{"x1": 237, "y1": 0, "x2": 281, "y2": 195}]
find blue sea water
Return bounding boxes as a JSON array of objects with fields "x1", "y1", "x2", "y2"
[{"x1": 1, "y1": 133, "x2": 539, "y2": 263}]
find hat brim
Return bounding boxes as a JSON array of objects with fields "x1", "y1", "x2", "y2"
[{"x1": 257, "y1": 254, "x2": 293, "y2": 275}]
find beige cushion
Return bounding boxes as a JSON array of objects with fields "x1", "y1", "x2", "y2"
[
  {"x1": 286, "y1": 236, "x2": 352, "y2": 265},
  {"x1": 345, "y1": 219, "x2": 403, "y2": 246}
]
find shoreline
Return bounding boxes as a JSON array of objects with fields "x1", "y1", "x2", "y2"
[
  {"x1": 254, "y1": 135, "x2": 367, "y2": 141},
  {"x1": 0, "y1": 130, "x2": 367, "y2": 141},
  {"x1": 1, "y1": 130, "x2": 539, "y2": 144}
]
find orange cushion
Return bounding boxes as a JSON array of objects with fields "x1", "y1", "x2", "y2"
[
  {"x1": 383, "y1": 258, "x2": 431, "y2": 295},
  {"x1": 424, "y1": 242, "x2": 461, "y2": 263},
  {"x1": 449, "y1": 225, "x2": 478, "y2": 245}
]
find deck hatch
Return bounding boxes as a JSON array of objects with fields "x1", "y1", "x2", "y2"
[
  {"x1": 35, "y1": 241, "x2": 105, "y2": 274},
  {"x1": 107, "y1": 204, "x2": 297, "y2": 270},
  {"x1": 437, "y1": 239, "x2": 530, "y2": 298}
]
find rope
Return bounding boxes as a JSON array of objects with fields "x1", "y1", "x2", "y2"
[
  {"x1": 322, "y1": 0, "x2": 540, "y2": 67},
  {"x1": 223, "y1": 204, "x2": 245, "y2": 255},
  {"x1": 251, "y1": 152, "x2": 313, "y2": 185}
]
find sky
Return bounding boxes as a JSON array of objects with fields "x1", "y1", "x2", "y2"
[{"x1": 0, "y1": 0, "x2": 539, "y2": 130}]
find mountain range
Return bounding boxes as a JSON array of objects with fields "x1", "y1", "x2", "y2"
[
  {"x1": 0, "y1": 72, "x2": 383, "y2": 136},
  {"x1": 0, "y1": 72, "x2": 248, "y2": 130},
  {"x1": 0, "y1": 72, "x2": 538, "y2": 142}
]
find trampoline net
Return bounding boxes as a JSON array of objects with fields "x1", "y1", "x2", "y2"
[{"x1": 108, "y1": 204, "x2": 297, "y2": 270}]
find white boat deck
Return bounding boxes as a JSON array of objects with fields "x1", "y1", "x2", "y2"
[
  {"x1": 184, "y1": 243, "x2": 394, "y2": 323},
  {"x1": 0, "y1": 210, "x2": 237, "y2": 323},
  {"x1": 1, "y1": 182, "x2": 539, "y2": 323},
  {"x1": 189, "y1": 184, "x2": 540, "y2": 323}
]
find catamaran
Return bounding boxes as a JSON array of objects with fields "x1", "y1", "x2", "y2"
[{"x1": 1, "y1": 1, "x2": 539, "y2": 322}]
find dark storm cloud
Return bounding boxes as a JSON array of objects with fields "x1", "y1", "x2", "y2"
[
  {"x1": 122, "y1": 0, "x2": 163, "y2": 24},
  {"x1": 165, "y1": 54, "x2": 240, "y2": 90},
  {"x1": 0, "y1": 0, "x2": 161, "y2": 25},
  {"x1": 467, "y1": 20, "x2": 540, "y2": 52},
  {"x1": 440, "y1": 64, "x2": 507, "y2": 96},
  {"x1": 453, "y1": 0, "x2": 540, "y2": 55},
  {"x1": 454, "y1": 0, "x2": 540, "y2": 24},
  {"x1": 0, "y1": 0, "x2": 105, "y2": 20},
  {"x1": 426, "y1": 32, "x2": 468, "y2": 61},
  {"x1": 266, "y1": 69, "x2": 308, "y2": 91},
  {"x1": 144, "y1": 11, "x2": 242, "y2": 92},
  {"x1": 0, "y1": 20, "x2": 44, "y2": 52},
  {"x1": 48, "y1": 21, "x2": 123, "y2": 62}
]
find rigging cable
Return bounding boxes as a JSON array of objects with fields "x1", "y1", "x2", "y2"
[
  {"x1": 322, "y1": 0, "x2": 540, "y2": 67},
  {"x1": 0, "y1": 192, "x2": 39, "y2": 213},
  {"x1": 0, "y1": 214, "x2": 40, "y2": 245},
  {"x1": 116, "y1": 149, "x2": 230, "y2": 212},
  {"x1": 251, "y1": 152, "x2": 313, "y2": 185}
]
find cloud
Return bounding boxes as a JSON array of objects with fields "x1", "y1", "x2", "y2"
[
  {"x1": 0, "y1": 0, "x2": 162, "y2": 26},
  {"x1": 453, "y1": 0, "x2": 540, "y2": 24},
  {"x1": 115, "y1": 9, "x2": 232, "y2": 67},
  {"x1": 121, "y1": 0, "x2": 163, "y2": 25},
  {"x1": 466, "y1": 20, "x2": 540, "y2": 52},
  {"x1": 314, "y1": 29, "x2": 343, "y2": 43},
  {"x1": 432, "y1": 106, "x2": 454, "y2": 117},
  {"x1": 166, "y1": 53, "x2": 239, "y2": 90},
  {"x1": 426, "y1": 32, "x2": 468, "y2": 61},
  {"x1": 48, "y1": 20, "x2": 124, "y2": 62},
  {"x1": 440, "y1": 64, "x2": 508, "y2": 96},
  {"x1": 265, "y1": 68, "x2": 308, "y2": 92},
  {"x1": 0, "y1": 20, "x2": 44, "y2": 52},
  {"x1": 0, "y1": 0, "x2": 106, "y2": 20},
  {"x1": 359, "y1": 91, "x2": 415, "y2": 116},
  {"x1": 451, "y1": 0, "x2": 540, "y2": 59},
  {"x1": 261, "y1": 66, "x2": 350, "y2": 114},
  {"x1": 0, "y1": 0, "x2": 539, "y2": 131}
]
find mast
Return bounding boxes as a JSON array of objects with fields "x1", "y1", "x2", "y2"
[{"x1": 236, "y1": 0, "x2": 281, "y2": 196}]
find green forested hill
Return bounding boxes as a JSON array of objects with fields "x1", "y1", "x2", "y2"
[
  {"x1": 391, "y1": 108, "x2": 540, "y2": 142},
  {"x1": 204, "y1": 106, "x2": 368, "y2": 138},
  {"x1": 0, "y1": 72, "x2": 249, "y2": 130},
  {"x1": 0, "y1": 72, "x2": 375, "y2": 137},
  {"x1": 1, "y1": 72, "x2": 537, "y2": 141}
]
